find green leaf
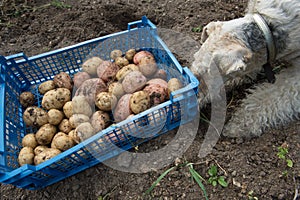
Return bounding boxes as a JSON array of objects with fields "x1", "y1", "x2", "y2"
[
  {"x1": 144, "y1": 166, "x2": 176, "y2": 195},
  {"x1": 286, "y1": 159, "x2": 293, "y2": 168},
  {"x1": 189, "y1": 167, "x2": 209, "y2": 200},
  {"x1": 208, "y1": 165, "x2": 217, "y2": 176},
  {"x1": 218, "y1": 176, "x2": 228, "y2": 187},
  {"x1": 212, "y1": 180, "x2": 217, "y2": 187}
]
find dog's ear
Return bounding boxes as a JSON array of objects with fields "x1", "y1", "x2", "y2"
[{"x1": 200, "y1": 21, "x2": 223, "y2": 44}]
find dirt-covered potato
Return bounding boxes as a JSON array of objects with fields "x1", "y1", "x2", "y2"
[
  {"x1": 74, "y1": 122, "x2": 95, "y2": 143},
  {"x1": 167, "y1": 78, "x2": 183, "y2": 97},
  {"x1": 82, "y1": 57, "x2": 103, "y2": 76},
  {"x1": 68, "y1": 130, "x2": 76, "y2": 143},
  {"x1": 130, "y1": 91, "x2": 150, "y2": 114},
  {"x1": 35, "y1": 123, "x2": 57, "y2": 145},
  {"x1": 115, "y1": 57, "x2": 129, "y2": 68},
  {"x1": 95, "y1": 92, "x2": 117, "y2": 111},
  {"x1": 133, "y1": 51, "x2": 154, "y2": 65},
  {"x1": 58, "y1": 119, "x2": 72, "y2": 133},
  {"x1": 72, "y1": 95, "x2": 93, "y2": 117},
  {"x1": 47, "y1": 109, "x2": 64, "y2": 125},
  {"x1": 69, "y1": 114, "x2": 90, "y2": 129},
  {"x1": 108, "y1": 82, "x2": 125, "y2": 99},
  {"x1": 125, "y1": 49, "x2": 136, "y2": 62},
  {"x1": 34, "y1": 145, "x2": 48, "y2": 155},
  {"x1": 110, "y1": 49, "x2": 122, "y2": 60},
  {"x1": 113, "y1": 94, "x2": 132, "y2": 122},
  {"x1": 42, "y1": 88, "x2": 71, "y2": 110},
  {"x1": 23, "y1": 106, "x2": 48, "y2": 127},
  {"x1": 153, "y1": 69, "x2": 168, "y2": 80},
  {"x1": 144, "y1": 82, "x2": 168, "y2": 106},
  {"x1": 116, "y1": 64, "x2": 139, "y2": 81},
  {"x1": 74, "y1": 78, "x2": 107, "y2": 105},
  {"x1": 73, "y1": 71, "x2": 91, "y2": 88},
  {"x1": 34, "y1": 148, "x2": 61, "y2": 165},
  {"x1": 53, "y1": 72, "x2": 73, "y2": 91},
  {"x1": 18, "y1": 147, "x2": 34, "y2": 166},
  {"x1": 22, "y1": 133, "x2": 37, "y2": 149},
  {"x1": 147, "y1": 78, "x2": 168, "y2": 88},
  {"x1": 90, "y1": 111, "x2": 110, "y2": 132},
  {"x1": 122, "y1": 71, "x2": 147, "y2": 94},
  {"x1": 138, "y1": 56, "x2": 158, "y2": 77},
  {"x1": 38, "y1": 80, "x2": 56, "y2": 95},
  {"x1": 19, "y1": 91, "x2": 35, "y2": 108},
  {"x1": 63, "y1": 101, "x2": 73, "y2": 119},
  {"x1": 51, "y1": 132, "x2": 74, "y2": 151},
  {"x1": 97, "y1": 61, "x2": 119, "y2": 83}
]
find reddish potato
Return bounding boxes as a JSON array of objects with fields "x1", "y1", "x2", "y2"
[
  {"x1": 73, "y1": 71, "x2": 91, "y2": 88},
  {"x1": 113, "y1": 94, "x2": 132, "y2": 122},
  {"x1": 138, "y1": 56, "x2": 158, "y2": 77},
  {"x1": 122, "y1": 71, "x2": 147, "y2": 94},
  {"x1": 53, "y1": 72, "x2": 73, "y2": 91},
  {"x1": 97, "y1": 61, "x2": 119, "y2": 83},
  {"x1": 133, "y1": 51, "x2": 154, "y2": 65}
]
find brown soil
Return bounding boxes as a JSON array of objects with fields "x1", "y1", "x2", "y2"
[{"x1": 1, "y1": 0, "x2": 299, "y2": 199}]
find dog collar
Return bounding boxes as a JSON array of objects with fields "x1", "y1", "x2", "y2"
[{"x1": 252, "y1": 13, "x2": 276, "y2": 83}]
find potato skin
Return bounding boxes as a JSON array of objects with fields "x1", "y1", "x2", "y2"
[
  {"x1": 48, "y1": 109, "x2": 64, "y2": 125},
  {"x1": 133, "y1": 51, "x2": 154, "y2": 65},
  {"x1": 108, "y1": 82, "x2": 125, "y2": 99},
  {"x1": 42, "y1": 88, "x2": 71, "y2": 110},
  {"x1": 74, "y1": 122, "x2": 95, "y2": 143},
  {"x1": 34, "y1": 145, "x2": 48, "y2": 155},
  {"x1": 113, "y1": 94, "x2": 132, "y2": 122},
  {"x1": 97, "y1": 61, "x2": 119, "y2": 83},
  {"x1": 143, "y1": 83, "x2": 168, "y2": 106},
  {"x1": 72, "y1": 95, "x2": 93, "y2": 117},
  {"x1": 23, "y1": 106, "x2": 48, "y2": 127},
  {"x1": 34, "y1": 148, "x2": 61, "y2": 165},
  {"x1": 110, "y1": 49, "x2": 123, "y2": 60},
  {"x1": 116, "y1": 64, "x2": 139, "y2": 81},
  {"x1": 125, "y1": 49, "x2": 136, "y2": 62},
  {"x1": 18, "y1": 147, "x2": 34, "y2": 166},
  {"x1": 95, "y1": 92, "x2": 117, "y2": 111},
  {"x1": 167, "y1": 78, "x2": 183, "y2": 97},
  {"x1": 51, "y1": 132, "x2": 74, "y2": 151},
  {"x1": 122, "y1": 71, "x2": 147, "y2": 94},
  {"x1": 19, "y1": 91, "x2": 35, "y2": 108},
  {"x1": 115, "y1": 57, "x2": 129, "y2": 68},
  {"x1": 36, "y1": 123, "x2": 57, "y2": 145},
  {"x1": 69, "y1": 114, "x2": 90, "y2": 129},
  {"x1": 63, "y1": 101, "x2": 73, "y2": 119},
  {"x1": 153, "y1": 69, "x2": 168, "y2": 80},
  {"x1": 90, "y1": 111, "x2": 110, "y2": 132},
  {"x1": 22, "y1": 133, "x2": 38, "y2": 149},
  {"x1": 38, "y1": 80, "x2": 56, "y2": 94},
  {"x1": 82, "y1": 57, "x2": 103, "y2": 76},
  {"x1": 58, "y1": 119, "x2": 72, "y2": 133},
  {"x1": 138, "y1": 56, "x2": 158, "y2": 77},
  {"x1": 53, "y1": 72, "x2": 73, "y2": 91},
  {"x1": 130, "y1": 91, "x2": 150, "y2": 114},
  {"x1": 73, "y1": 71, "x2": 91, "y2": 88}
]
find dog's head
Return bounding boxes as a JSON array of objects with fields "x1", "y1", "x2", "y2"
[{"x1": 191, "y1": 16, "x2": 267, "y2": 83}]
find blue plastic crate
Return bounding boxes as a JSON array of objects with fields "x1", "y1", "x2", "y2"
[{"x1": 0, "y1": 16, "x2": 199, "y2": 190}]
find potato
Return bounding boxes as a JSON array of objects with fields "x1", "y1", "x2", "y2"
[
  {"x1": 147, "y1": 78, "x2": 168, "y2": 88},
  {"x1": 19, "y1": 91, "x2": 35, "y2": 108},
  {"x1": 125, "y1": 49, "x2": 136, "y2": 62},
  {"x1": 38, "y1": 80, "x2": 56, "y2": 94},
  {"x1": 58, "y1": 119, "x2": 72, "y2": 133},
  {"x1": 153, "y1": 69, "x2": 168, "y2": 80},
  {"x1": 133, "y1": 51, "x2": 154, "y2": 65},
  {"x1": 116, "y1": 64, "x2": 139, "y2": 81},
  {"x1": 90, "y1": 111, "x2": 110, "y2": 132},
  {"x1": 34, "y1": 145, "x2": 48, "y2": 155},
  {"x1": 110, "y1": 49, "x2": 123, "y2": 60},
  {"x1": 144, "y1": 83, "x2": 168, "y2": 106},
  {"x1": 18, "y1": 147, "x2": 34, "y2": 166},
  {"x1": 74, "y1": 122, "x2": 95, "y2": 143},
  {"x1": 48, "y1": 109, "x2": 64, "y2": 125},
  {"x1": 122, "y1": 71, "x2": 147, "y2": 94},
  {"x1": 22, "y1": 133, "x2": 37, "y2": 149},
  {"x1": 108, "y1": 82, "x2": 125, "y2": 99},
  {"x1": 72, "y1": 95, "x2": 93, "y2": 117},
  {"x1": 95, "y1": 92, "x2": 117, "y2": 111},
  {"x1": 53, "y1": 72, "x2": 73, "y2": 91},
  {"x1": 69, "y1": 114, "x2": 90, "y2": 129},
  {"x1": 138, "y1": 56, "x2": 158, "y2": 77},
  {"x1": 73, "y1": 71, "x2": 91, "y2": 88},
  {"x1": 97, "y1": 61, "x2": 119, "y2": 83},
  {"x1": 130, "y1": 91, "x2": 150, "y2": 114},
  {"x1": 113, "y1": 94, "x2": 132, "y2": 122},
  {"x1": 115, "y1": 57, "x2": 129, "y2": 68},
  {"x1": 68, "y1": 130, "x2": 77, "y2": 143},
  {"x1": 35, "y1": 123, "x2": 57, "y2": 145},
  {"x1": 75, "y1": 78, "x2": 107, "y2": 105},
  {"x1": 42, "y1": 88, "x2": 71, "y2": 110},
  {"x1": 167, "y1": 78, "x2": 183, "y2": 97},
  {"x1": 34, "y1": 148, "x2": 61, "y2": 165},
  {"x1": 63, "y1": 101, "x2": 73, "y2": 119},
  {"x1": 51, "y1": 132, "x2": 74, "y2": 151},
  {"x1": 23, "y1": 106, "x2": 48, "y2": 127},
  {"x1": 82, "y1": 56, "x2": 103, "y2": 76}
]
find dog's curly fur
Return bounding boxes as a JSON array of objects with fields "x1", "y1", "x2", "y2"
[{"x1": 191, "y1": 0, "x2": 300, "y2": 138}]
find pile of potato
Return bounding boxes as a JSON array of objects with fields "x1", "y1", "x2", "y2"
[{"x1": 18, "y1": 49, "x2": 183, "y2": 166}]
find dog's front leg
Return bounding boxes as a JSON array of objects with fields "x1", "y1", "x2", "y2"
[{"x1": 223, "y1": 66, "x2": 300, "y2": 138}]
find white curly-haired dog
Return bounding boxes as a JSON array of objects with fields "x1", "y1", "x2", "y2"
[{"x1": 191, "y1": 0, "x2": 300, "y2": 138}]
